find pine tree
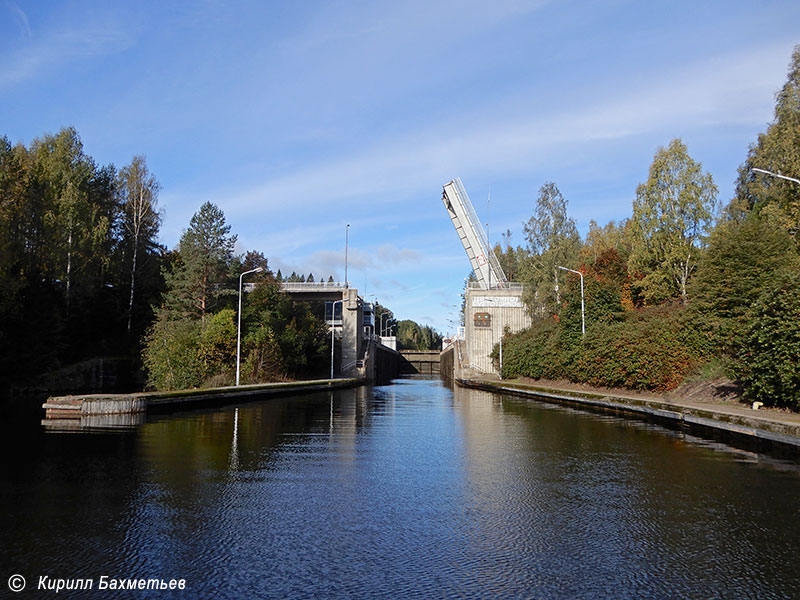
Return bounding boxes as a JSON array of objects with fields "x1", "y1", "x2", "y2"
[{"x1": 165, "y1": 202, "x2": 237, "y2": 320}]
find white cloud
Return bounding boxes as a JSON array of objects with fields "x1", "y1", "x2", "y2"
[
  {"x1": 6, "y1": 2, "x2": 31, "y2": 39},
  {"x1": 376, "y1": 244, "x2": 422, "y2": 265},
  {"x1": 0, "y1": 12, "x2": 133, "y2": 90},
  {"x1": 171, "y1": 39, "x2": 792, "y2": 229}
]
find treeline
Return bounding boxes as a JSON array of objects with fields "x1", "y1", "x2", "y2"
[
  {"x1": 275, "y1": 271, "x2": 337, "y2": 283},
  {"x1": 493, "y1": 45, "x2": 800, "y2": 409},
  {"x1": 143, "y1": 202, "x2": 329, "y2": 390},
  {"x1": 0, "y1": 128, "x2": 330, "y2": 397},
  {"x1": 395, "y1": 320, "x2": 442, "y2": 351},
  {"x1": 0, "y1": 128, "x2": 164, "y2": 396},
  {"x1": 368, "y1": 304, "x2": 442, "y2": 351}
]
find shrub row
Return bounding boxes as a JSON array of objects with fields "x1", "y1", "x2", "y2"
[{"x1": 498, "y1": 304, "x2": 710, "y2": 392}]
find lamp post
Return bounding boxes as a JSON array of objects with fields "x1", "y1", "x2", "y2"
[
  {"x1": 366, "y1": 294, "x2": 377, "y2": 336},
  {"x1": 557, "y1": 266, "x2": 585, "y2": 337},
  {"x1": 236, "y1": 266, "x2": 264, "y2": 386},
  {"x1": 330, "y1": 299, "x2": 343, "y2": 379},
  {"x1": 344, "y1": 224, "x2": 350, "y2": 288},
  {"x1": 499, "y1": 307, "x2": 504, "y2": 376},
  {"x1": 380, "y1": 312, "x2": 393, "y2": 336},
  {"x1": 752, "y1": 168, "x2": 800, "y2": 186}
]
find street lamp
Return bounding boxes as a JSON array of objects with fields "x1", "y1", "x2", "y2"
[
  {"x1": 752, "y1": 168, "x2": 800, "y2": 186},
  {"x1": 380, "y1": 312, "x2": 393, "y2": 336},
  {"x1": 330, "y1": 299, "x2": 343, "y2": 379},
  {"x1": 498, "y1": 307, "x2": 504, "y2": 376},
  {"x1": 344, "y1": 224, "x2": 350, "y2": 288},
  {"x1": 236, "y1": 266, "x2": 264, "y2": 386},
  {"x1": 557, "y1": 266, "x2": 585, "y2": 337}
]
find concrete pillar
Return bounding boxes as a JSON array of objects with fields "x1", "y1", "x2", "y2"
[{"x1": 341, "y1": 288, "x2": 362, "y2": 373}]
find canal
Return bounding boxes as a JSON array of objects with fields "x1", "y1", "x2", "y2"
[{"x1": 2, "y1": 378, "x2": 800, "y2": 598}]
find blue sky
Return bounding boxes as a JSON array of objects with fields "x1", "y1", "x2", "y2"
[{"x1": 3, "y1": 1, "x2": 799, "y2": 335}]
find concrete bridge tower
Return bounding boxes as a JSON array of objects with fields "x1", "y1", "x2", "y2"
[{"x1": 441, "y1": 178, "x2": 531, "y2": 375}]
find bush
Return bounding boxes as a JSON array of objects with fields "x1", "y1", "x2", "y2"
[
  {"x1": 198, "y1": 308, "x2": 236, "y2": 381},
  {"x1": 498, "y1": 318, "x2": 560, "y2": 380},
  {"x1": 689, "y1": 213, "x2": 799, "y2": 354},
  {"x1": 497, "y1": 304, "x2": 710, "y2": 391},
  {"x1": 242, "y1": 324, "x2": 284, "y2": 383},
  {"x1": 142, "y1": 315, "x2": 202, "y2": 390},
  {"x1": 739, "y1": 268, "x2": 800, "y2": 409},
  {"x1": 575, "y1": 305, "x2": 705, "y2": 391}
]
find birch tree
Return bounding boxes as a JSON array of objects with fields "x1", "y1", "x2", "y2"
[
  {"x1": 629, "y1": 139, "x2": 717, "y2": 304},
  {"x1": 523, "y1": 182, "x2": 581, "y2": 314},
  {"x1": 117, "y1": 155, "x2": 161, "y2": 333}
]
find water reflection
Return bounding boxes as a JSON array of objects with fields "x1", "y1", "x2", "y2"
[{"x1": 2, "y1": 380, "x2": 800, "y2": 599}]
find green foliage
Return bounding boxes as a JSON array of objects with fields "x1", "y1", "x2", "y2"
[
  {"x1": 143, "y1": 257, "x2": 329, "y2": 389},
  {"x1": 629, "y1": 139, "x2": 718, "y2": 304},
  {"x1": 396, "y1": 320, "x2": 442, "y2": 350},
  {"x1": 241, "y1": 324, "x2": 283, "y2": 384},
  {"x1": 497, "y1": 318, "x2": 562, "y2": 380},
  {"x1": 0, "y1": 127, "x2": 165, "y2": 397},
  {"x1": 522, "y1": 182, "x2": 581, "y2": 314},
  {"x1": 198, "y1": 308, "x2": 236, "y2": 382},
  {"x1": 499, "y1": 305, "x2": 709, "y2": 391},
  {"x1": 495, "y1": 230, "x2": 526, "y2": 282},
  {"x1": 739, "y1": 269, "x2": 800, "y2": 409},
  {"x1": 242, "y1": 276, "x2": 329, "y2": 378},
  {"x1": 734, "y1": 45, "x2": 800, "y2": 231},
  {"x1": 575, "y1": 305, "x2": 707, "y2": 391},
  {"x1": 166, "y1": 201, "x2": 237, "y2": 319},
  {"x1": 116, "y1": 155, "x2": 162, "y2": 336},
  {"x1": 142, "y1": 314, "x2": 202, "y2": 390},
  {"x1": 689, "y1": 212, "x2": 800, "y2": 353},
  {"x1": 372, "y1": 302, "x2": 395, "y2": 335}
]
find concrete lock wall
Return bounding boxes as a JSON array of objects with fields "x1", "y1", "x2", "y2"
[
  {"x1": 374, "y1": 343, "x2": 400, "y2": 383},
  {"x1": 464, "y1": 288, "x2": 531, "y2": 375},
  {"x1": 439, "y1": 345, "x2": 454, "y2": 384}
]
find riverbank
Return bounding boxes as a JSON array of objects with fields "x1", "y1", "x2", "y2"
[
  {"x1": 42, "y1": 378, "x2": 364, "y2": 430},
  {"x1": 457, "y1": 377, "x2": 800, "y2": 454}
]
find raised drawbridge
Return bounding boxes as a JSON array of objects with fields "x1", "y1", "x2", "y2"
[
  {"x1": 441, "y1": 178, "x2": 530, "y2": 375},
  {"x1": 441, "y1": 178, "x2": 508, "y2": 290}
]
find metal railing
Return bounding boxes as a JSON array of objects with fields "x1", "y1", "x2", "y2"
[
  {"x1": 449, "y1": 178, "x2": 508, "y2": 286},
  {"x1": 281, "y1": 281, "x2": 348, "y2": 292},
  {"x1": 467, "y1": 281, "x2": 524, "y2": 291},
  {"x1": 341, "y1": 359, "x2": 363, "y2": 374}
]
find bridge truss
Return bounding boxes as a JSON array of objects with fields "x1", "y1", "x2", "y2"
[{"x1": 442, "y1": 178, "x2": 508, "y2": 290}]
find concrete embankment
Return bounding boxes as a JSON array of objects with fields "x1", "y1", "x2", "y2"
[
  {"x1": 457, "y1": 378, "x2": 800, "y2": 454},
  {"x1": 43, "y1": 378, "x2": 363, "y2": 429}
]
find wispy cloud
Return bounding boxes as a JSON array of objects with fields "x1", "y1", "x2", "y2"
[
  {"x1": 179, "y1": 39, "x2": 792, "y2": 228},
  {"x1": 6, "y1": 1, "x2": 31, "y2": 39},
  {"x1": 0, "y1": 16, "x2": 133, "y2": 89},
  {"x1": 376, "y1": 245, "x2": 422, "y2": 265}
]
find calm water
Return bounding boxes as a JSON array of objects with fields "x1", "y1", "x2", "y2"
[{"x1": 2, "y1": 379, "x2": 800, "y2": 599}]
